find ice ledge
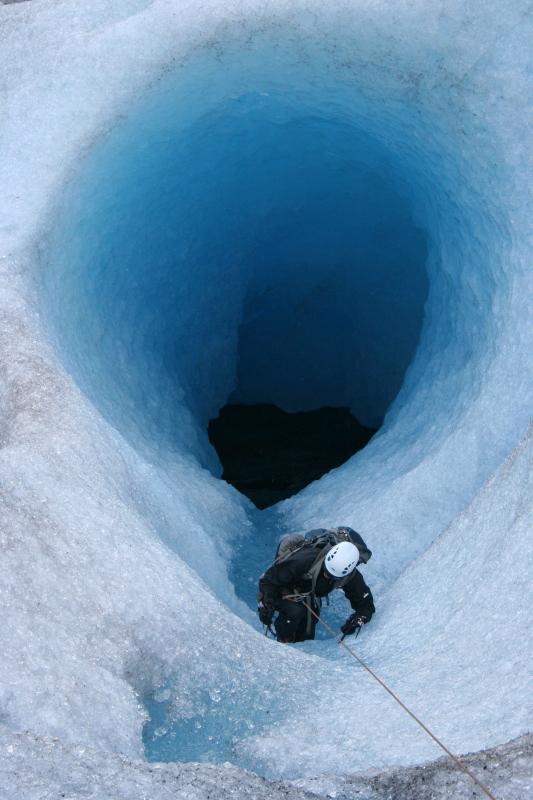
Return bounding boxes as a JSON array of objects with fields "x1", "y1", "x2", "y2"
[
  {"x1": 295, "y1": 734, "x2": 533, "y2": 800},
  {"x1": 1, "y1": 728, "x2": 531, "y2": 800}
]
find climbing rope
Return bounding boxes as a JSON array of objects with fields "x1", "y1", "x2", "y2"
[{"x1": 303, "y1": 602, "x2": 498, "y2": 800}]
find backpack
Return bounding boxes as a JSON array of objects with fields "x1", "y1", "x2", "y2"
[{"x1": 274, "y1": 526, "x2": 372, "y2": 566}]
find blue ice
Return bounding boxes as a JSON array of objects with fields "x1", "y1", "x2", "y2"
[{"x1": 1, "y1": 0, "x2": 531, "y2": 791}]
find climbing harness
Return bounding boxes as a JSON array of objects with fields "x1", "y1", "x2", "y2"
[
  {"x1": 303, "y1": 601, "x2": 498, "y2": 800},
  {"x1": 283, "y1": 548, "x2": 355, "y2": 636}
]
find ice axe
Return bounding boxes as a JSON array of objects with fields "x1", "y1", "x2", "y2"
[{"x1": 340, "y1": 625, "x2": 362, "y2": 642}]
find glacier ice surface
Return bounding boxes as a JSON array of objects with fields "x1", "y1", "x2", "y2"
[
  {"x1": 1, "y1": 728, "x2": 532, "y2": 800},
  {"x1": 0, "y1": 0, "x2": 532, "y2": 795}
]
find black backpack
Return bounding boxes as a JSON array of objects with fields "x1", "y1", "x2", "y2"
[{"x1": 274, "y1": 526, "x2": 372, "y2": 566}]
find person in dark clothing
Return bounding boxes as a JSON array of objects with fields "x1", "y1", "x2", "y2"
[{"x1": 258, "y1": 529, "x2": 375, "y2": 643}]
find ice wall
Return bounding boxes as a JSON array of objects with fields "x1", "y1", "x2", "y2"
[
  {"x1": 0, "y1": 0, "x2": 531, "y2": 792},
  {"x1": 41, "y1": 44, "x2": 429, "y2": 450}
]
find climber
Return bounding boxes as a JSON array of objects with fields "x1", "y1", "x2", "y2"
[{"x1": 257, "y1": 527, "x2": 375, "y2": 643}]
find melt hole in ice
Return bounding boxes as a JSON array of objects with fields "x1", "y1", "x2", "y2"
[
  {"x1": 40, "y1": 40, "x2": 430, "y2": 479},
  {"x1": 37, "y1": 25, "x2": 503, "y2": 769}
]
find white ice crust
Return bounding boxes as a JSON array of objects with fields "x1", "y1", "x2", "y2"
[{"x1": 0, "y1": 0, "x2": 531, "y2": 795}]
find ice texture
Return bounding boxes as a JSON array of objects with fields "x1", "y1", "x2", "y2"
[
  {"x1": 1, "y1": 729, "x2": 531, "y2": 800},
  {"x1": 294, "y1": 734, "x2": 533, "y2": 800},
  {"x1": 0, "y1": 0, "x2": 532, "y2": 797}
]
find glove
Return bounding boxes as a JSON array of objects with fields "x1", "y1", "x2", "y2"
[
  {"x1": 258, "y1": 602, "x2": 273, "y2": 626},
  {"x1": 341, "y1": 613, "x2": 366, "y2": 636}
]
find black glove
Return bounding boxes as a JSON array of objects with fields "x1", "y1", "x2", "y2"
[
  {"x1": 258, "y1": 602, "x2": 273, "y2": 626},
  {"x1": 341, "y1": 613, "x2": 366, "y2": 637}
]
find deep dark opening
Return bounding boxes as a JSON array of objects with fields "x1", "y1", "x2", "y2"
[{"x1": 208, "y1": 403, "x2": 377, "y2": 508}]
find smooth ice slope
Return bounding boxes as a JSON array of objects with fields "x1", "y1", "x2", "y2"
[{"x1": 0, "y1": 0, "x2": 532, "y2": 795}]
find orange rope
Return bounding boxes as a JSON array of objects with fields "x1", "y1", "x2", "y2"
[{"x1": 304, "y1": 603, "x2": 498, "y2": 800}]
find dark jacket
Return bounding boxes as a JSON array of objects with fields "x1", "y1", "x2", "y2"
[{"x1": 259, "y1": 544, "x2": 375, "y2": 621}]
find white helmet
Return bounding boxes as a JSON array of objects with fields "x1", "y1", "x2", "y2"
[{"x1": 324, "y1": 541, "x2": 360, "y2": 578}]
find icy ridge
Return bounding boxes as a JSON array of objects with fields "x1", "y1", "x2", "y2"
[
  {"x1": 295, "y1": 734, "x2": 533, "y2": 800},
  {"x1": 1, "y1": 727, "x2": 531, "y2": 800}
]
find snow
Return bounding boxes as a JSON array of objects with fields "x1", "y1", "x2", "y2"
[{"x1": 0, "y1": 0, "x2": 531, "y2": 797}]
